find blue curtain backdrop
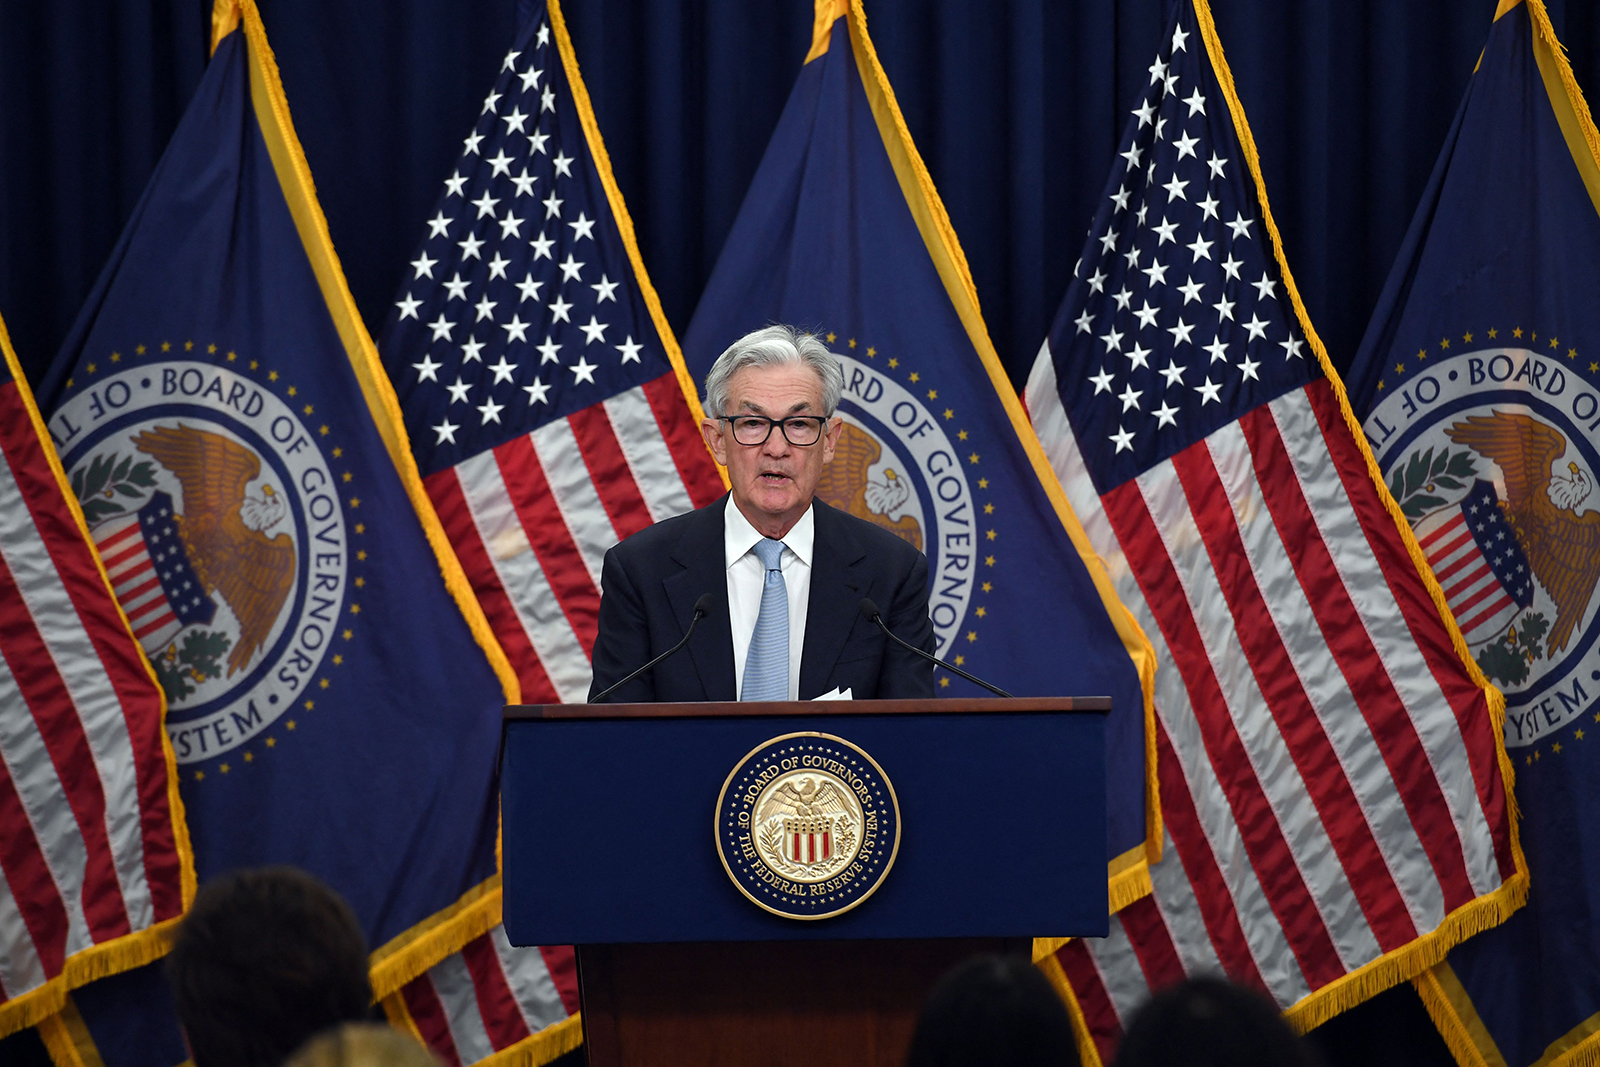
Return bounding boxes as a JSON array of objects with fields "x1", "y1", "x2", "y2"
[
  {"x1": 2, "y1": 1, "x2": 1599, "y2": 1064},
  {"x1": 11, "y1": 0, "x2": 1600, "y2": 393}
]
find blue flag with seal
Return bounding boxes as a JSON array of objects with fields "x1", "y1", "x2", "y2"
[
  {"x1": 31, "y1": 0, "x2": 518, "y2": 1060},
  {"x1": 1346, "y1": 1, "x2": 1600, "y2": 1063},
  {"x1": 679, "y1": 0, "x2": 1158, "y2": 908}
]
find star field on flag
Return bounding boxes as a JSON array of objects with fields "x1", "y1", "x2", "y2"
[
  {"x1": 381, "y1": 17, "x2": 671, "y2": 477},
  {"x1": 1058, "y1": 18, "x2": 1315, "y2": 492}
]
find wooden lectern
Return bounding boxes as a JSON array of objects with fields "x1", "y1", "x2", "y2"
[{"x1": 500, "y1": 697, "x2": 1109, "y2": 1067}]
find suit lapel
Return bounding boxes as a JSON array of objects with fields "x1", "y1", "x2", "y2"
[
  {"x1": 800, "y1": 501, "x2": 866, "y2": 698},
  {"x1": 665, "y1": 495, "x2": 736, "y2": 701}
]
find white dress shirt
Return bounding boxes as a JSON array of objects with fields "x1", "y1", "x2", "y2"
[{"x1": 725, "y1": 502, "x2": 813, "y2": 701}]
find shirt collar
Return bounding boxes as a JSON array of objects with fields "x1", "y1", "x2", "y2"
[{"x1": 725, "y1": 499, "x2": 815, "y2": 569}]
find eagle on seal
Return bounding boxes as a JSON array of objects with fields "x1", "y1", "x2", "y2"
[
  {"x1": 814, "y1": 422, "x2": 923, "y2": 551},
  {"x1": 756, "y1": 777, "x2": 851, "y2": 822},
  {"x1": 1446, "y1": 410, "x2": 1600, "y2": 653},
  {"x1": 133, "y1": 424, "x2": 296, "y2": 676}
]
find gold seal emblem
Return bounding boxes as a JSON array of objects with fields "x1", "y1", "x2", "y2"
[{"x1": 715, "y1": 732, "x2": 901, "y2": 920}]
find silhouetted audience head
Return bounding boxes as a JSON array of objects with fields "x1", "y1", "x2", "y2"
[
  {"x1": 906, "y1": 954, "x2": 1081, "y2": 1067},
  {"x1": 286, "y1": 1023, "x2": 441, "y2": 1067},
  {"x1": 168, "y1": 866, "x2": 373, "y2": 1067},
  {"x1": 1113, "y1": 976, "x2": 1319, "y2": 1067}
]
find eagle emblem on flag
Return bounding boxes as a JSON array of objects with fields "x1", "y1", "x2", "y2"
[
  {"x1": 815, "y1": 421, "x2": 923, "y2": 551},
  {"x1": 55, "y1": 354, "x2": 351, "y2": 762},
  {"x1": 1446, "y1": 410, "x2": 1600, "y2": 654},
  {"x1": 1363, "y1": 342, "x2": 1600, "y2": 745},
  {"x1": 133, "y1": 423, "x2": 296, "y2": 675}
]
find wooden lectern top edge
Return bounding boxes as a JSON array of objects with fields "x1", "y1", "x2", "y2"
[{"x1": 502, "y1": 696, "x2": 1111, "y2": 721}]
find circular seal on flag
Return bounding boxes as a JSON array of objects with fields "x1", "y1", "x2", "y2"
[
  {"x1": 52, "y1": 358, "x2": 348, "y2": 764},
  {"x1": 715, "y1": 732, "x2": 900, "y2": 920},
  {"x1": 825, "y1": 352, "x2": 975, "y2": 655},
  {"x1": 1364, "y1": 343, "x2": 1600, "y2": 748}
]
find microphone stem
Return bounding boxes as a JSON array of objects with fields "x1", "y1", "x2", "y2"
[
  {"x1": 590, "y1": 608, "x2": 706, "y2": 704},
  {"x1": 870, "y1": 612, "x2": 1012, "y2": 698}
]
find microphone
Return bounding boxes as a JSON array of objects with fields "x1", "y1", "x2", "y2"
[
  {"x1": 589, "y1": 593, "x2": 716, "y2": 703},
  {"x1": 859, "y1": 597, "x2": 1013, "y2": 698}
]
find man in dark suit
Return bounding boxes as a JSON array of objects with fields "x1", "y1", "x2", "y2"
[{"x1": 589, "y1": 325, "x2": 934, "y2": 702}]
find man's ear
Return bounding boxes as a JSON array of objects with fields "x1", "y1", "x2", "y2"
[
  {"x1": 820, "y1": 415, "x2": 844, "y2": 464},
  {"x1": 701, "y1": 417, "x2": 729, "y2": 467}
]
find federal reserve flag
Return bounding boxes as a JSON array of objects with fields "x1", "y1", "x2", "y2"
[
  {"x1": 32, "y1": 0, "x2": 517, "y2": 1056},
  {"x1": 1024, "y1": 0, "x2": 1525, "y2": 1061},
  {"x1": 680, "y1": 0, "x2": 1159, "y2": 906},
  {"x1": 1346, "y1": 2, "x2": 1600, "y2": 1064}
]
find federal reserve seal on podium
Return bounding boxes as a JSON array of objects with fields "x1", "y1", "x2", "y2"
[{"x1": 715, "y1": 733, "x2": 901, "y2": 920}]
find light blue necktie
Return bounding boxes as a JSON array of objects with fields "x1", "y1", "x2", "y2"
[{"x1": 741, "y1": 538, "x2": 789, "y2": 701}]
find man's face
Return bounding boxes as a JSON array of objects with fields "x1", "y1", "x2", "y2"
[{"x1": 702, "y1": 362, "x2": 842, "y2": 539}]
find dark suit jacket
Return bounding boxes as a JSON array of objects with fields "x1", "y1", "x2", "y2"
[{"x1": 588, "y1": 495, "x2": 935, "y2": 702}]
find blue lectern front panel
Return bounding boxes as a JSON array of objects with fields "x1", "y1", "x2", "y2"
[{"x1": 501, "y1": 710, "x2": 1108, "y2": 944}]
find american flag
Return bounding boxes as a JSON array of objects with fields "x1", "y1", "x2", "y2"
[
  {"x1": 1023, "y1": 0, "x2": 1524, "y2": 1059},
  {"x1": 0, "y1": 325, "x2": 191, "y2": 1034},
  {"x1": 388, "y1": 927, "x2": 580, "y2": 1067},
  {"x1": 375, "y1": 1, "x2": 721, "y2": 1062},
  {"x1": 377, "y1": 2, "x2": 723, "y2": 707}
]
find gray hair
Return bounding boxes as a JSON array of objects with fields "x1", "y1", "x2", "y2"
[{"x1": 701, "y1": 325, "x2": 844, "y2": 418}]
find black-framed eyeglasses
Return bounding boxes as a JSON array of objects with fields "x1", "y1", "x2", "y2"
[{"x1": 718, "y1": 415, "x2": 830, "y2": 446}]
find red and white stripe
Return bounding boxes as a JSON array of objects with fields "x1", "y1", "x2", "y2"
[
  {"x1": 0, "y1": 376, "x2": 185, "y2": 1024},
  {"x1": 398, "y1": 926, "x2": 579, "y2": 1066},
  {"x1": 1416, "y1": 510, "x2": 1517, "y2": 640},
  {"x1": 92, "y1": 514, "x2": 181, "y2": 651},
  {"x1": 790, "y1": 828, "x2": 832, "y2": 864},
  {"x1": 427, "y1": 373, "x2": 723, "y2": 704},
  {"x1": 1026, "y1": 354, "x2": 1517, "y2": 1060}
]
